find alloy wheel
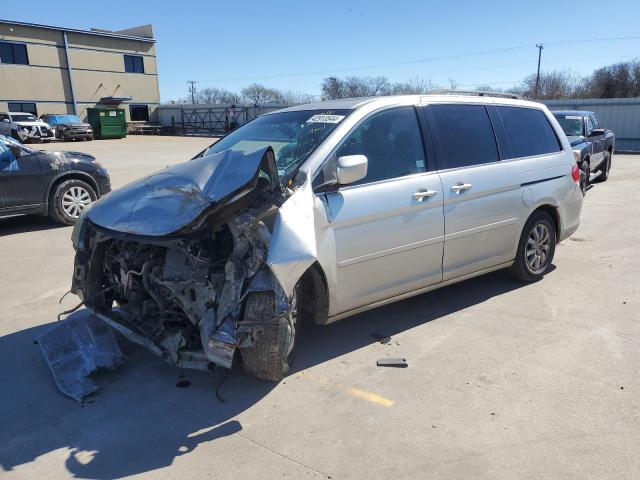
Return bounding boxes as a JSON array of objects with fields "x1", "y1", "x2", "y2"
[{"x1": 526, "y1": 223, "x2": 552, "y2": 274}]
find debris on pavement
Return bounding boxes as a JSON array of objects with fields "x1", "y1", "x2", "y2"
[
  {"x1": 376, "y1": 357, "x2": 408, "y2": 368},
  {"x1": 371, "y1": 333, "x2": 391, "y2": 344},
  {"x1": 39, "y1": 315, "x2": 124, "y2": 401}
]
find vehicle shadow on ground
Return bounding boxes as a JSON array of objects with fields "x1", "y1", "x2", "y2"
[
  {"x1": 0, "y1": 269, "x2": 531, "y2": 479},
  {"x1": 0, "y1": 214, "x2": 66, "y2": 236}
]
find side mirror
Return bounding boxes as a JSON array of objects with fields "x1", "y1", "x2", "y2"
[
  {"x1": 589, "y1": 128, "x2": 605, "y2": 137},
  {"x1": 2, "y1": 119, "x2": 9, "y2": 123},
  {"x1": 9, "y1": 145, "x2": 21, "y2": 158},
  {"x1": 337, "y1": 155, "x2": 368, "y2": 185}
]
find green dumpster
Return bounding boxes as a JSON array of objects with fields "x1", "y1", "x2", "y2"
[{"x1": 86, "y1": 108, "x2": 127, "y2": 139}]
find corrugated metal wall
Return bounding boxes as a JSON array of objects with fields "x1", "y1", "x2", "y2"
[{"x1": 543, "y1": 97, "x2": 640, "y2": 152}]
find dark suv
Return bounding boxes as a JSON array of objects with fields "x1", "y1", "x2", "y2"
[
  {"x1": 0, "y1": 135, "x2": 110, "y2": 225},
  {"x1": 40, "y1": 114, "x2": 94, "y2": 141}
]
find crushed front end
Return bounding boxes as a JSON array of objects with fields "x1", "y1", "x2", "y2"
[{"x1": 69, "y1": 147, "x2": 298, "y2": 380}]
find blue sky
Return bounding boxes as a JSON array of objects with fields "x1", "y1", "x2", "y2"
[{"x1": 3, "y1": 0, "x2": 640, "y2": 102}]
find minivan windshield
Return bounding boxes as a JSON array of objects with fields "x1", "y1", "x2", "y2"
[
  {"x1": 554, "y1": 114, "x2": 584, "y2": 137},
  {"x1": 204, "y1": 109, "x2": 351, "y2": 179}
]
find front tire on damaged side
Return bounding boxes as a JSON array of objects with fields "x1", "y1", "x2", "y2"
[
  {"x1": 510, "y1": 210, "x2": 556, "y2": 283},
  {"x1": 240, "y1": 289, "x2": 298, "y2": 381}
]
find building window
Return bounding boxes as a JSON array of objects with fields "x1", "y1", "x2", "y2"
[
  {"x1": 129, "y1": 105, "x2": 149, "y2": 122},
  {"x1": 124, "y1": 55, "x2": 144, "y2": 73},
  {"x1": 8, "y1": 102, "x2": 37, "y2": 115},
  {"x1": 0, "y1": 42, "x2": 29, "y2": 65}
]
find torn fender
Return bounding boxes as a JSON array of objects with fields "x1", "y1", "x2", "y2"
[
  {"x1": 266, "y1": 173, "x2": 339, "y2": 312},
  {"x1": 267, "y1": 178, "x2": 318, "y2": 296}
]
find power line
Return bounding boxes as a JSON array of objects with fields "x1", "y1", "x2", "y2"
[
  {"x1": 199, "y1": 35, "x2": 640, "y2": 85},
  {"x1": 200, "y1": 44, "x2": 535, "y2": 83}
]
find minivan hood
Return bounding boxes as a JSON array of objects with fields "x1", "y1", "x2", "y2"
[
  {"x1": 566, "y1": 135, "x2": 585, "y2": 147},
  {"x1": 86, "y1": 147, "x2": 278, "y2": 236}
]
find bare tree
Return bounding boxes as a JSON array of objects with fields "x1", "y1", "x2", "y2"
[
  {"x1": 322, "y1": 75, "x2": 441, "y2": 98},
  {"x1": 197, "y1": 87, "x2": 240, "y2": 104},
  {"x1": 517, "y1": 70, "x2": 580, "y2": 99},
  {"x1": 280, "y1": 90, "x2": 318, "y2": 105},
  {"x1": 241, "y1": 83, "x2": 285, "y2": 106},
  {"x1": 321, "y1": 76, "x2": 345, "y2": 100},
  {"x1": 391, "y1": 77, "x2": 439, "y2": 94},
  {"x1": 579, "y1": 59, "x2": 640, "y2": 98}
]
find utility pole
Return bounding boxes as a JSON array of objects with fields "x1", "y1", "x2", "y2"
[
  {"x1": 187, "y1": 80, "x2": 198, "y2": 104},
  {"x1": 535, "y1": 44, "x2": 544, "y2": 99}
]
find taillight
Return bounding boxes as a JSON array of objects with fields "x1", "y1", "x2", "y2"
[{"x1": 571, "y1": 164, "x2": 580, "y2": 183}]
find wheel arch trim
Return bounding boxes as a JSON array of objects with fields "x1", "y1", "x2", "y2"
[{"x1": 44, "y1": 171, "x2": 100, "y2": 206}]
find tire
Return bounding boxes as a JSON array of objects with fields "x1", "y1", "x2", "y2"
[
  {"x1": 510, "y1": 211, "x2": 556, "y2": 283},
  {"x1": 597, "y1": 151, "x2": 611, "y2": 182},
  {"x1": 579, "y1": 160, "x2": 589, "y2": 195},
  {"x1": 49, "y1": 179, "x2": 97, "y2": 225},
  {"x1": 240, "y1": 288, "x2": 298, "y2": 381}
]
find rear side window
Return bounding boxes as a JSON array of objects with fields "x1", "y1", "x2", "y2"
[
  {"x1": 498, "y1": 107, "x2": 561, "y2": 159},
  {"x1": 427, "y1": 104, "x2": 499, "y2": 169}
]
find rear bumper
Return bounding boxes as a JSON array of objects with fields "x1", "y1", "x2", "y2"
[{"x1": 558, "y1": 183, "x2": 583, "y2": 242}]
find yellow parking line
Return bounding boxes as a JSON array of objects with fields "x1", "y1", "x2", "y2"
[
  {"x1": 298, "y1": 371, "x2": 394, "y2": 408},
  {"x1": 347, "y1": 387, "x2": 394, "y2": 407}
]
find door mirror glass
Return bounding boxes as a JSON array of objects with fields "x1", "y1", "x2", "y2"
[
  {"x1": 589, "y1": 128, "x2": 605, "y2": 137},
  {"x1": 337, "y1": 155, "x2": 368, "y2": 185}
]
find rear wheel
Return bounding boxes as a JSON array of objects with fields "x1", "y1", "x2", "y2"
[
  {"x1": 49, "y1": 179, "x2": 97, "y2": 225},
  {"x1": 240, "y1": 288, "x2": 298, "y2": 381},
  {"x1": 597, "y1": 151, "x2": 611, "y2": 182},
  {"x1": 510, "y1": 211, "x2": 556, "y2": 282}
]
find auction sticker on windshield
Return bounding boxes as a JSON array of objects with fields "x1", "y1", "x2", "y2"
[
  {"x1": 565, "y1": 115, "x2": 582, "y2": 120},
  {"x1": 306, "y1": 114, "x2": 345, "y2": 124}
]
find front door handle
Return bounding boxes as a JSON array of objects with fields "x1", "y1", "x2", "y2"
[
  {"x1": 450, "y1": 183, "x2": 472, "y2": 194},
  {"x1": 412, "y1": 189, "x2": 437, "y2": 200}
]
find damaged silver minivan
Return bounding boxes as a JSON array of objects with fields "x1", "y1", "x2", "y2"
[{"x1": 70, "y1": 94, "x2": 583, "y2": 381}]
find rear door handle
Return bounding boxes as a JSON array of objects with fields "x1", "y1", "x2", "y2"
[
  {"x1": 412, "y1": 189, "x2": 437, "y2": 200},
  {"x1": 450, "y1": 183, "x2": 472, "y2": 193}
]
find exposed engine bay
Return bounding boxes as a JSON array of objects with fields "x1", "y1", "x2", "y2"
[
  {"x1": 72, "y1": 209, "x2": 293, "y2": 374},
  {"x1": 66, "y1": 147, "x2": 309, "y2": 384}
]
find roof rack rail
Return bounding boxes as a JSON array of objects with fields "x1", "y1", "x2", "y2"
[{"x1": 427, "y1": 89, "x2": 520, "y2": 100}]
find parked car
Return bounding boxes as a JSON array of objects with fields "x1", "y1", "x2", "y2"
[
  {"x1": 0, "y1": 134, "x2": 110, "y2": 224},
  {"x1": 70, "y1": 94, "x2": 582, "y2": 384},
  {"x1": 40, "y1": 114, "x2": 94, "y2": 141},
  {"x1": 552, "y1": 110, "x2": 615, "y2": 194},
  {"x1": 0, "y1": 112, "x2": 55, "y2": 143}
]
